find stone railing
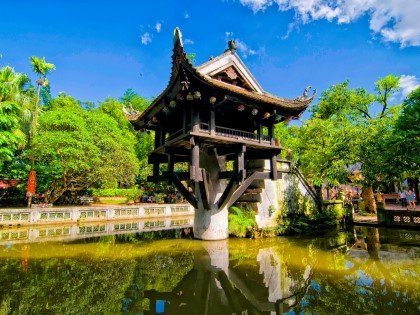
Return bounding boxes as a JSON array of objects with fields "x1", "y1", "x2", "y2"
[
  {"x1": 377, "y1": 209, "x2": 420, "y2": 227},
  {"x1": 0, "y1": 204, "x2": 193, "y2": 227}
]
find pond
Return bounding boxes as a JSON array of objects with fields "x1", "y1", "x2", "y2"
[{"x1": 0, "y1": 226, "x2": 418, "y2": 314}]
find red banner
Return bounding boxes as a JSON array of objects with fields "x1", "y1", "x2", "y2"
[{"x1": 27, "y1": 170, "x2": 36, "y2": 195}]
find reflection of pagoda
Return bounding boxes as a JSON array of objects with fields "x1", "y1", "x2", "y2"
[
  {"x1": 129, "y1": 28, "x2": 314, "y2": 240},
  {"x1": 142, "y1": 242, "x2": 313, "y2": 314}
]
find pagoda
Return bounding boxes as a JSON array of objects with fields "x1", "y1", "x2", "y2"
[{"x1": 129, "y1": 28, "x2": 315, "y2": 240}]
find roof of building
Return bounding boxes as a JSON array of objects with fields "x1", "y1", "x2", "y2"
[{"x1": 129, "y1": 28, "x2": 315, "y2": 127}]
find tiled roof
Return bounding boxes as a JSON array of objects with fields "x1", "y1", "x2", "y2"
[{"x1": 130, "y1": 28, "x2": 314, "y2": 126}]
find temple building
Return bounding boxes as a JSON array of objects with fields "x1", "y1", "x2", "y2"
[{"x1": 129, "y1": 28, "x2": 315, "y2": 240}]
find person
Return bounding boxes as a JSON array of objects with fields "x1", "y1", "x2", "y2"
[
  {"x1": 400, "y1": 190, "x2": 407, "y2": 208},
  {"x1": 407, "y1": 189, "x2": 416, "y2": 210}
]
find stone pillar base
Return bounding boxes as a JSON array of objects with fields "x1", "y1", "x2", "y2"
[{"x1": 194, "y1": 207, "x2": 229, "y2": 240}]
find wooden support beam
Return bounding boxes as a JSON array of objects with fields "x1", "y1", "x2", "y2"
[
  {"x1": 258, "y1": 123, "x2": 263, "y2": 144},
  {"x1": 168, "y1": 172, "x2": 198, "y2": 209},
  {"x1": 198, "y1": 169, "x2": 210, "y2": 209},
  {"x1": 226, "y1": 171, "x2": 270, "y2": 208},
  {"x1": 217, "y1": 172, "x2": 239, "y2": 209}
]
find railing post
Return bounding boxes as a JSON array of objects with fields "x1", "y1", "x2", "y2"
[
  {"x1": 210, "y1": 109, "x2": 215, "y2": 136},
  {"x1": 258, "y1": 123, "x2": 263, "y2": 143}
]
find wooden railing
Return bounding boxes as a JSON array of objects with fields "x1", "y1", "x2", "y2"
[{"x1": 164, "y1": 123, "x2": 272, "y2": 144}]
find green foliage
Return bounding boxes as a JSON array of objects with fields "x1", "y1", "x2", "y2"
[
  {"x1": 0, "y1": 66, "x2": 29, "y2": 168},
  {"x1": 277, "y1": 75, "x2": 405, "y2": 201},
  {"x1": 228, "y1": 206, "x2": 256, "y2": 237},
  {"x1": 29, "y1": 56, "x2": 55, "y2": 76},
  {"x1": 120, "y1": 88, "x2": 151, "y2": 111},
  {"x1": 28, "y1": 94, "x2": 139, "y2": 203},
  {"x1": 92, "y1": 188, "x2": 143, "y2": 202},
  {"x1": 277, "y1": 177, "x2": 341, "y2": 234}
]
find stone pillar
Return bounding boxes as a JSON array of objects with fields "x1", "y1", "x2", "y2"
[
  {"x1": 194, "y1": 206, "x2": 229, "y2": 240},
  {"x1": 193, "y1": 148, "x2": 229, "y2": 240}
]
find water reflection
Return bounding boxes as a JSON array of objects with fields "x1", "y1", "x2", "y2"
[{"x1": 0, "y1": 227, "x2": 418, "y2": 314}]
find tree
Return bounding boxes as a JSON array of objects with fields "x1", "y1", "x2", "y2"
[
  {"x1": 280, "y1": 75, "x2": 402, "y2": 212},
  {"x1": 28, "y1": 94, "x2": 139, "y2": 203},
  {"x1": 0, "y1": 66, "x2": 30, "y2": 169},
  {"x1": 24, "y1": 56, "x2": 55, "y2": 207}
]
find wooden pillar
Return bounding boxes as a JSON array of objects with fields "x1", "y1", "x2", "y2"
[
  {"x1": 270, "y1": 153, "x2": 278, "y2": 180},
  {"x1": 153, "y1": 162, "x2": 160, "y2": 182},
  {"x1": 191, "y1": 104, "x2": 200, "y2": 132},
  {"x1": 210, "y1": 109, "x2": 215, "y2": 135},
  {"x1": 154, "y1": 127, "x2": 161, "y2": 149},
  {"x1": 183, "y1": 107, "x2": 187, "y2": 133},
  {"x1": 258, "y1": 123, "x2": 263, "y2": 143},
  {"x1": 190, "y1": 137, "x2": 201, "y2": 182},
  {"x1": 236, "y1": 145, "x2": 246, "y2": 183},
  {"x1": 269, "y1": 124, "x2": 275, "y2": 146}
]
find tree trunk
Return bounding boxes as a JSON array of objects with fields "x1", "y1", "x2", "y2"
[
  {"x1": 362, "y1": 185, "x2": 377, "y2": 213},
  {"x1": 366, "y1": 227, "x2": 380, "y2": 260}
]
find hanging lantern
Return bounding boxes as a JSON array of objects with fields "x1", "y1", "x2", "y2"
[
  {"x1": 193, "y1": 91, "x2": 201, "y2": 100},
  {"x1": 251, "y1": 108, "x2": 258, "y2": 115},
  {"x1": 146, "y1": 121, "x2": 152, "y2": 127},
  {"x1": 237, "y1": 104, "x2": 245, "y2": 112},
  {"x1": 176, "y1": 93, "x2": 184, "y2": 101},
  {"x1": 169, "y1": 100, "x2": 177, "y2": 108},
  {"x1": 263, "y1": 112, "x2": 271, "y2": 119},
  {"x1": 186, "y1": 92, "x2": 194, "y2": 101},
  {"x1": 209, "y1": 96, "x2": 217, "y2": 104},
  {"x1": 274, "y1": 114, "x2": 281, "y2": 122},
  {"x1": 163, "y1": 107, "x2": 169, "y2": 114}
]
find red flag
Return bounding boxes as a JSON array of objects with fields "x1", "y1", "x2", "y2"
[{"x1": 27, "y1": 170, "x2": 36, "y2": 195}]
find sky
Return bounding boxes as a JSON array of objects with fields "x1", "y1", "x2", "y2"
[{"x1": 1, "y1": 0, "x2": 419, "y2": 119}]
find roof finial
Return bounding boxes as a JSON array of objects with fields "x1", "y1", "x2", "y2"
[
  {"x1": 228, "y1": 39, "x2": 237, "y2": 52},
  {"x1": 174, "y1": 27, "x2": 183, "y2": 46}
]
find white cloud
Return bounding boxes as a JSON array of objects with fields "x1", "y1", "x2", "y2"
[
  {"x1": 399, "y1": 75, "x2": 420, "y2": 98},
  {"x1": 235, "y1": 39, "x2": 258, "y2": 58},
  {"x1": 155, "y1": 22, "x2": 162, "y2": 33},
  {"x1": 184, "y1": 38, "x2": 195, "y2": 45},
  {"x1": 225, "y1": 31, "x2": 234, "y2": 39},
  {"x1": 185, "y1": 11, "x2": 190, "y2": 19},
  {"x1": 239, "y1": 0, "x2": 420, "y2": 47},
  {"x1": 141, "y1": 32, "x2": 152, "y2": 45}
]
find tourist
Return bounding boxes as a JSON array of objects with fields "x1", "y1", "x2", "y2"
[
  {"x1": 407, "y1": 189, "x2": 416, "y2": 210},
  {"x1": 400, "y1": 190, "x2": 407, "y2": 208}
]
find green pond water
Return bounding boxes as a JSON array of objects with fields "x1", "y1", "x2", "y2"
[{"x1": 0, "y1": 226, "x2": 419, "y2": 315}]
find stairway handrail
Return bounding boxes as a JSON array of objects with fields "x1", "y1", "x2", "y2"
[{"x1": 291, "y1": 164, "x2": 322, "y2": 210}]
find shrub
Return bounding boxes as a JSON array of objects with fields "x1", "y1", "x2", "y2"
[
  {"x1": 228, "y1": 206, "x2": 256, "y2": 237},
  {"x1": 92, "y1": 188, "x2": 143, "y2": 202}
]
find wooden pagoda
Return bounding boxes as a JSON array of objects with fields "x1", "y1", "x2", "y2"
[{"x1": 129, "y1": 28, "x2": 315, "y2": 240}]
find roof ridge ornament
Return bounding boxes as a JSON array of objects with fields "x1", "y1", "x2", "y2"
[
  {"x1": 296, "y1": 85, "x2": 317, "y2": 101},
  {"x1": 174, "y1": 27, "x2": 183, "y2": 47},
  {"x1": 227, "y1": 39, "x2": 237, "y2": 52}
]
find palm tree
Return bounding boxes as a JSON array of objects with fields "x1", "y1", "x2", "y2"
[{"x1": 26, "y1": 56, "x2": 55, "y2": 207}]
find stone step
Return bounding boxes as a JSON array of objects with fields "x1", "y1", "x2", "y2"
[
  {"x1": 244, "y1": 188, "x2": 263, "y2": 194},
  {"x1": 249, "y1": 179, "x2": 265, "y2": 189},
  {"x1": 237, "y1": 194, "x2": 262, "y2": 203}
]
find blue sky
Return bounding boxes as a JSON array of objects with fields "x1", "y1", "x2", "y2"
[{"x1": 1, "y1": 0, "x2": 419, "y2": 117}]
